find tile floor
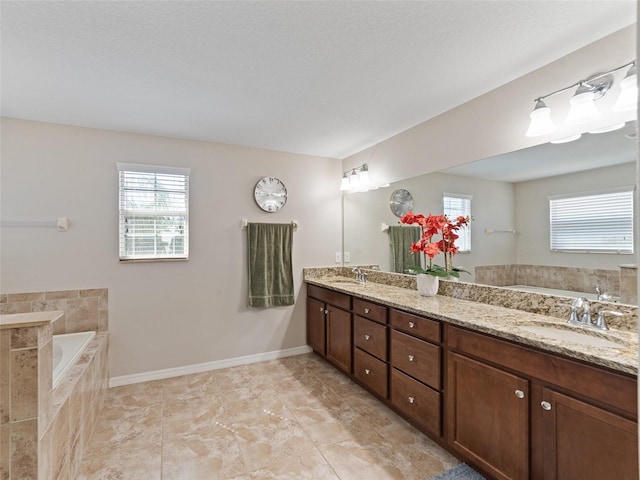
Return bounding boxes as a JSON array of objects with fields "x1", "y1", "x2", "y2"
[{"x1": 77, "y1": 353, "x2": 459, "y2": 479}]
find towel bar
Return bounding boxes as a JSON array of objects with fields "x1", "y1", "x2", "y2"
[
  {"x1": 240, "y1": 218, "x2": 298, "y2": 231},
  {"x1": 0, "y1": 217, "x2": 69, "y2": 232}
]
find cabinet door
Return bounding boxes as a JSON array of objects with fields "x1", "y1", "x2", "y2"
[
  {"x1": 326, "y1": 305, "x2": 352, "y2": 374},
  {"x1": 306, "y1": 297, "x2": 326, "y2": 355},
  {"x1": 541, "y1": 388, "x2": 639, "y2": 480},
  {"x1": 448, "y1": 352, "x2": 529, "y2": 480}
]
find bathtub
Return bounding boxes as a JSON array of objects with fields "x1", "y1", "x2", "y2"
[{"x1": 53, "y1": 331, "x2": 96, "y2": 389}]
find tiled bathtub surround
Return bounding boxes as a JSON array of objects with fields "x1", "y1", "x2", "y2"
[
  {"x1": 0, "y1": 288, "x2": 108, "y2": 335},
  {"x1": 475, "y1": 264, "x2": 637, "y2": 304},
  {"x1": 0, "y1": 288, "x2": 109, "y2": 480}
]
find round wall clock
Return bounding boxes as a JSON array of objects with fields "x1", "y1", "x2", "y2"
[
  {"x1": 254, "y1": 176, "x2": 288, "y2": 212},
  {"x1": 389, "y1": 189, "x2": 414, "y2": 217}
]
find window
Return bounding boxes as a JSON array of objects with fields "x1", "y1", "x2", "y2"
[
  {"x1": 117, "y1": 163, "x2": 190, "y2": 261},
  {"x1": 549, "y1": 187, "x2": 634, "y2": 253},
  {"x1": 443, "y1": 193, "x2": 472, "y2": 252}
]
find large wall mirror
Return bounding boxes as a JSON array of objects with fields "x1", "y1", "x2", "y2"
[{"x1": 343, "y1": 121, "x2": 637, "y2": 305}]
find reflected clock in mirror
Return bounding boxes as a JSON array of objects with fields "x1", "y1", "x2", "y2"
[
  {"x1": 254, "y1": 176, "x2": 287, "y2": 212},
  {"x1": 389, "y1": 189, "x2": 414, "y2": 217}
]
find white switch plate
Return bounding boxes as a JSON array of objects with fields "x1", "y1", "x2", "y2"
[
  {"x1": 335, "y1": 252, "x2": 342, "y2": 263},
  {"x1": 344, "y1": 252, "x2": 351, "y2": 262}
]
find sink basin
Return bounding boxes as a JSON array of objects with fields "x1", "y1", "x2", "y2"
[
  {"x1": 518, "y1": 325, "x2": 626, "y2": 349},
  {"x1": 327, "y1": 279, "x2": 363, "y2": 286}
]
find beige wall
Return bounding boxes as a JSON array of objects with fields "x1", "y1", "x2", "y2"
[
  {"x1": 343, "y1": 25, "x2": 636, "y2": 186},
  {"x1": 0, "y1": 119, "x2": 342, "y2": 378}
]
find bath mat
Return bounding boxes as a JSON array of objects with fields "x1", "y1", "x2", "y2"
[{"x1": 430, "y1": 463, "x2": 486, "y2": 480}]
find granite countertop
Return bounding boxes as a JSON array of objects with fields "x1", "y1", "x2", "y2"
[
  {"x1": 0, "y1": 310, "x2": 64, "y2": 329},
  {"x1": 306, "y1": 276, "x2": 639, "y2": 376}
]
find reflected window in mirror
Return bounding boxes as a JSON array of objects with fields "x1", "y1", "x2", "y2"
[
  {"x1": 444, "y1": 193, "x2": 472, "y2": 252},
  {"x1": 549, "y1": 186, "x2": 634, "y2": 254}
]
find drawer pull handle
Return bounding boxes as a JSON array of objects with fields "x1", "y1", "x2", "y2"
[
  {"x1": 408, "y1": 321, "x2": 415, "y2": 328},
  {"x1": 364, "y1": 334, "x2": 370, "y2": 341},
  {"x1": 365, "y1": 369, "x2": 371, "y2": 375},
  {"x1": 408, "y1": 396, "x2": 415, "y2": 404},
  {"x1": 408, "y1": 354, "x2": 415, "y2": 362},
  {"x1": 541, "y1": 401, "x2": 552, "y2": 411},
  {"x1": 514, "y1": 390, "x2": 525, "y2": 399},
  {"x1": 364, "y1": 308, "x2": 370, "y2": 314}
]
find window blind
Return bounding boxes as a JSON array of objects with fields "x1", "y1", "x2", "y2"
[
  {"x1": 549, "y1": 187, "x2": 634, "y2": 254},
  {"x1": 117, "y1": 163, "x2": 190, "y2": 261},
  {"x1": 443, "y1": 193, "x2": 472, "y2": 252}
]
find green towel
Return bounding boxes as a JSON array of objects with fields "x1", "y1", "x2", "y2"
[
  {"x1": 247, "y1": 222, "x2": 294, "y2": 308},
  {"x1": 389, "y1": 225, "x2": 421, "y2": 274}
]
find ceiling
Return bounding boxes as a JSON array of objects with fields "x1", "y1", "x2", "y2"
[{"x1": 1, "y1": 1, "x2": 636, "y2": 159}]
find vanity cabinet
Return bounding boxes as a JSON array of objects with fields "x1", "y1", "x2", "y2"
[
  {"x1": 306, "y1": 284, "x2": 352, "y2": 374},
  {"x1": 389, "y1": 309, "x2": 443, "y2": 437},
  {"x1": 448, "y1": 325, "x2": 638, "y2": 480},
  {"x1": 447, "y1": 351, "x2": 529, "y2": 480},
  {"x1": 353, "y1": 299, "x2": 389, "y2": 398}
]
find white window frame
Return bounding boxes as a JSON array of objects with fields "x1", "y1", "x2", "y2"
[
  {"x1": 443, "y1": 192, "x2": 472, "y2": 252},
  {"x1": 549, "y1": 186, "x2": 634, "y2": 254},
  {"x1": 117, "y1": 162, "x2": 190, "y2": 261}
]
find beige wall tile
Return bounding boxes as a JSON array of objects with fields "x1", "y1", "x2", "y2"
[
  {"x1": 65, "y1": 298, "x2": 99, "y2": 333},
  {"x1": 10, "y1": 348, "x2": 38, "y2": 422},
  {"x1": 6, "y1": 293, "x2": 44, "y2": 303},
  {"x1": 11, "y1": 326, "x2": 39, "y2": 349},
  {"x1": 98, "y1": 310, "x2": 109, "y2": 332},
  {"x1": 39, "y1": 339, "x2": 53, "y2": 437},
  {"x1": 45, "y1": 290, "x2": 79, "y2": 300},
  {"x1": 0, "y1": 332, "x2": 9, "y2": 425},
  {"x1": 0, "y1": 295, "x2": 6, "y2": 304},
  {"x1": 51, "y1": 402, "x2": 70, "y2": 480},
  {"x1": 0, "y1": 424, "x2": 8, "y2": 480},
  {"x1": 38, "y1": 419, "x2": 54, "y2": 480},
  {"x1": 10, "y1": 419, "x2": 38, "y2": 480},
  {"x1": 0, "y1": 302, "x2": 31, "y2": 315}
]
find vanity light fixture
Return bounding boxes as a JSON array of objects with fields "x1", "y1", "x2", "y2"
[
  {"x1": 526, "y1": 60, "x2": 636, "y2": 137},
  {"x1": 341, "y1": 164, "x2": 373, "y2": 193}
]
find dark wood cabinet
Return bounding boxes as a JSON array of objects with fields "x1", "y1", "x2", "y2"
[
  {"x1": 326, "y1": 305, "x2": 352, "y2": 374},
  {"x1": 306, "y1": 297, "x2": 326, "y2": 355},
  {"x1": 307, "y1": 284, "x2": 638, "y2": 480},
  {"x1": 448, "y1": 351, "x2": 529, "y2": 480},
  {"x1": 540, "y1": 388, "x2": 638, "y2": 480}
]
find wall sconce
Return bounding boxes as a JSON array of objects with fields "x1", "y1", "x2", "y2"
[
  {"x1": 340, "y1": 163, "x2": 372, "y2": 192},
  {"x1": 526, "y1": 60, "x2": 636, "y2": 137}
]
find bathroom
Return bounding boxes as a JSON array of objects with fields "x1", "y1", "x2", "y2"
[{"x1": 1, "y1": 2, "x2": 638, "y2": 479}]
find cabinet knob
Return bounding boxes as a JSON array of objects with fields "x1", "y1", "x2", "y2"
[
  {"x1": 541, "y1": 401, "x2": 552, "y2": 411},
  {"x1": 319, "y1": 307, "x2": 324, "y2": 312},
  {"x1": 408, "y1": 354, "x2": 415, "y2": 362},
  {"x1": 324, "y1": 310, "x2": 328, "y2": 314},
  {"x1": 364, "y1": 308, "x2": 370, "y2": 314},
  {"x1": 514, "y1": 390, "x2": 525, "y2": 399},
  {"x1": 365, "y1": 369, "x2": 371, "y2": 375},
  {"x1": 408, "y1": 321, "x2": 415, "y2": 328},
  {"x1": 408, "y1": 396, "x2": 415, "y2": 404},
  {"x1": 364, "y1": 334, "x2": 370, "y2": 341}
]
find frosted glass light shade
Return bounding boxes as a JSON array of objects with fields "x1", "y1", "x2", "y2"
[
  {"x1": 340, "y1": 173, "x2": 350, "y2": 191},
  {"x1": 526, "y1": 100, "x2": 556, "y2": 137},
  {"x1": 566, "y1": 89, "x2": 600, "y2": 125},
  {"x1": 613, "y1": 70, "x2": 638, "y2": 112}
]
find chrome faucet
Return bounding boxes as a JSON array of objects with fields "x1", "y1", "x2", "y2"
[
  {"x1": 594, "y1": 284, "x2": 612, "y2": 301},
  {"x1": 594, "y1": 310, "x2": 623, "y2": 331},
  {"x1": 352, "y1": 267, "x2": 367, "y2": 283}
]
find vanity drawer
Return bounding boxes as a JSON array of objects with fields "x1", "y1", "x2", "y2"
[
  {"x1": 391, "y1": 368, "x2": 441, "y2": 436},
  {"x1": 391, "y1": 330, "x2": 441, "y2": 390},
  {"x1": 354, "y1": 348, "x2": 389, "y2": 399},
  {"x1": 353, "y1": 298, "x2": 387, "y2": 324},
  {"x1": 390, "y1": 309, "x2": 441, "y2": 343},
  {"x1": 354, "y1": 315, "x2": 388, "y2": 361},
  {"x1": 307, "y1": 284, "x2": 351, "y2": 310}
]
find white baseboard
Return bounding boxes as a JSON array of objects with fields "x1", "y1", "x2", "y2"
[{"x1": 109, "y1": 345, "x2": 313, "y2": 388}]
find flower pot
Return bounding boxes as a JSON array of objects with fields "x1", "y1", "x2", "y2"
[{"x1": 416, "y1": 274, "x2": 439, "y2": 296}]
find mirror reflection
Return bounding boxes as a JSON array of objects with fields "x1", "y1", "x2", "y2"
[{"x1": 343, "y1": 122, "x2": 638, "y2": 305}]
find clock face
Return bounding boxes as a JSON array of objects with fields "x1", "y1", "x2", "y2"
[
  {"x1": 254, "y1": 177, "x2": 287, "y2": 212},
  {"x1": 389, "y1": 189, "x2": 414, "y2": 217}
]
